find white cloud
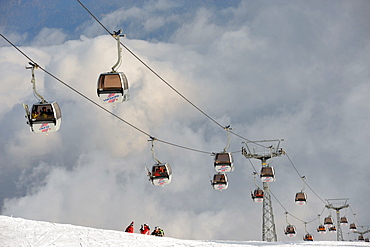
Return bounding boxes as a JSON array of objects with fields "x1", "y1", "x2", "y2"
[{"x1": 31, "y1": 28, "x2": 67, "y2": 46}]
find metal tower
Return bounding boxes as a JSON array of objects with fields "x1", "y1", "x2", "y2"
[
  {"x1": 325, "y1": 198, "x2": 349, "y2": 241},
  {"x1": 353, "y1": 226, "x2": 370, "y2": 241},
  {"x1": 242, "y1": 139, "x2": 285, "y2": 242}
]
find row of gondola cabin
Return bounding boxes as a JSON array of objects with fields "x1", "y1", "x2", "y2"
[
  {"x1": 349, "y1": 223, "x2": 357, "y2": 232},
  {"x1": 303, "y1": 233, "x2": 313, "y2": 241},
  {"x1": 211, "y1": 173, "x2": 228, "y2": 191},
  {"x1": 317, "y1": 225, "x2": 326, "y2": 234},
  {"x1": 251, "y1": 189, "x2": 264, "y2": 203},
  {"x1": 97, "y1": 72, "x2": 129, "y2": 104},
  {"x1": 148, "y1": 163, "x2": 172, "y2": 187},
  {"x1": 340, "y1": 216, "x2": 348, "y2": 225},
  {"x1": 260, "y1": 166, "x2": 275, "y2": 182},
  {"x1": 328, "y1": 226, "x2": 336, "y2": 233},
  {"x1": 97, "y1": 30, "x2": 129, "y2": 105},
  {"x1": 324, "y1": 216, "x2": 333, "y2": 227},
  {"x1": 284, "y1": 225, "x2": 296, "y2": 237},
  {"x1": 24, "y1": 102, "x2": 61, "y2": 133},
  {"x1": 295, "y1": 192, "x2": 307, "y2": 205},
  {"x1": 214, "y1": 152, "x2": 233, "y2": 173}
]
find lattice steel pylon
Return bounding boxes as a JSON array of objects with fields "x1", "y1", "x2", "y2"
[
  {"x1": 325, "y1": 198, "x2": 349, "y2": 241},
  {"x1": 242, "y1": 139, "x2": 285, "y2": 242}
]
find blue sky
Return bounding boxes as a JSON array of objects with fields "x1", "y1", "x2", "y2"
[
  {"x1": 0, "y1": 0, "x2": 370, "y2": 242},
  {"x1": 1, "y1": 0, "x2": 242, "y2": 43}
]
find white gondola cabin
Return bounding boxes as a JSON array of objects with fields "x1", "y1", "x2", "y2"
[
  {"x1": 251, "y1": 189, "x2": 264, "y2": 203},
  {"x1": 214, "y1": 152, "x2": 234, "y2": 173},
  {"x1": 23, "y1": 102, "x2": 61, "y2": 133},
  {"x1": 340, "y1": 217, "x2": 348, "y2": 226},
  {"x1": 284, "y1": 225, "x2": 297, "y2": 237},
  {"x1": 328, "y1": 226, "x2": 336, "y2": 233},
  {"x1": 211, "y1": 173, "x2": 228, "y2": 191},
  {"x1": 260, "y1": 166, "x2": 275, "y2": 182},
  {"x1": 295, "y1": 192, "x2": 307, "y2": 205},
  {"x1": 349, "y1": 223, "x2": 357, "y2": 232},
  {"x1": 97, "y1": 72, "x2": 129, "y2": 104},
  {"x1": 303, "y1": 233, "x2": 313, "y2": 241},
  {"x1": 148, "y1": 163, "x2": 172, "y2": 186},
  {"x1": 317, "y1": 225, "x2": 326, "y2": 234},
  {"x1": 324, "y1": 216, "x2": 333, "y2": 227}
]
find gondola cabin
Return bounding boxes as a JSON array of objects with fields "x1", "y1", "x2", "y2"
[
  {"x1": 214, "y1": 152, "x2": 234, "y2": 173},
  {"x1": 303, "y1": 233, "x2": 313, "y2": 241},
  {"x1": 211, "y1": 173, "x2": 228, "y2": 191},
  {"x1": 349, "y1": 223, "x2": 357, "y2": 232},
  {"x1": 328, "y1": 226, "x2": 336, "y2": 233},
  {"x1": 324, "y1": 216, "x2": 334, "y2": 227},
  {"x1": 365, "y1": 237, "x2": 369, "y2": 242},
  {"x1": 295, "y1": 192, "x2": 307, "y2": 205},
  {"x1": 251, "y1": 189, "x2": 264, "y2": 203},
  {"x1": 358, "y1": 235, "x2": 365, "y2": 241},
  {"x1": 340, "y1": 217, "x2": 348, "y2": 226},
  {"x1": 284, "y1": 225, "x2": 296, "y2": 237},
  {"x1": 317, "y1": 225, "x2": 326, "y2": 234},
  {"x1": 148, "y1": 163, "x2": 172, "y2": 186},
  {"x1": 23, "y1": 102, "x2": 61, "y2": 133},
  {"x1": 97, "y1": 72, "x2": 129, "y2": 104},
  {"x1": 260, "y1": 166, "x2": 275, "y2": 182}
]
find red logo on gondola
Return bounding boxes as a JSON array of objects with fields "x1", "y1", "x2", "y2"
[
  {"x1": 39, "y1": 123, "x2": 50, "y2": 132},
  {"x1": 218, "y1": 165, "x2": 228, "y2": 172},
  {"x1": 158, "y1": 178, "x2": 166, "y2": 186},
  {"x1": 217, "y1": 184, "x2": 225, "y2": 190},
  {"x1": 255, "y1": 198, "x2": 263, "y2": 203},
  {"x1": 104, "y1": 93, "x2": 119, "y2": 103},
  {"x1": 263, "y1": 177, "x2": 273, "y2": 182}
]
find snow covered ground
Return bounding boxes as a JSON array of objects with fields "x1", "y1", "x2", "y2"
[{"x1": 0, "y1": 216, "x2": 368, "y2": 247}]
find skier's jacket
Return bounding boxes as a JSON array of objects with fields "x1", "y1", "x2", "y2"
[
  {"x1": 140, "y1": 225, "x2": 150, "y2": 235},
  {"x1": 125, "y1": 222, "x2": 134, "y2": 233},
  {"x1": 151, "y1": 228, "x2": 164, "y2": 237}
]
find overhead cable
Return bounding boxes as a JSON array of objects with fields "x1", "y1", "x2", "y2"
[
  {"x1": 0, "y1": 33, "x2": 212, "y2": 155},
  {"x1": 75, "y1": 0, "x2": 269, "y2": 149},
  {"x1": 285, "y1": 152, "x2": 327, "y2": 205}
]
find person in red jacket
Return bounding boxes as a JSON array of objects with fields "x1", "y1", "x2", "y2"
[
  {"x1": 125, "y1": 221, "x2": 134, "y2": 233},
  {"x1": 140, "y1": 224, "x2": 150, "y2": 235}
]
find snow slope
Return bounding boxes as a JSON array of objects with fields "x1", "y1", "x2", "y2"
[{"x1": 0, "y1": 216, "x2": 368, "y2": 247}]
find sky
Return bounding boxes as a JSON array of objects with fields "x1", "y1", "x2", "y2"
[
  {"x1": 0, "y1": 0, "x2": 370, "y2": 242},
  {"x1": 1, "y1": 215, "x2": 369, "y2": 246}
]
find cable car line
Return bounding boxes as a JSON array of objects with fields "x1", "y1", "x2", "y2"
[
  {"x1": 0, "y1": 33, "x2": 212, "y2": 155},
  {"x1": 246, "y1": 150, "x2": 329, "y2": 227},
  {"x1": 269, "y1": 188, "x2": 319, "y2": 225},
  {"x1": 349, "y1": 206, "x2": 361, "y2": 227},
  {"x1": 75, "y1": 0, "x2": 270, "y2": 150},
  {"x1": 285, "y1": 152, "x2": 327, "y2": 205}
]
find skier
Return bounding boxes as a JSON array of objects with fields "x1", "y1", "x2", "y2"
[
  {"x1": 158, "y1": 227, "x2": 165, "y2": 237},
  {"x1": 140, "y1": 224, "x2": 150, "y2": 235},
  {"x1": 125, "y1": 221, "x2": 134, "y2": 233},
  {"x1": 151, "y1": 226, "x2": 164, "y2": 237}
]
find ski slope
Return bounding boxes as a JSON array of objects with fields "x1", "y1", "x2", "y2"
[{"x1": 0, "y1": 216, "x2": 368, "y2": 247}]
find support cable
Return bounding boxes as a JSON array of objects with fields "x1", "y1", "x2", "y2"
[
  {"x1": 246, "y1": 152, "x2": 327, "y2": 227},
  {"x1": 0, "y1": 33, "x2": 212, "y2": 155},
  {"x1": 285, "y1": 152, "x2": 327, "y2": 205},
  {"x1": 75, "y1": 0, "x2": 269, "y2": 149},
  {"x1": 349, "y1": 206, "x2": 361, "y2": 227}
]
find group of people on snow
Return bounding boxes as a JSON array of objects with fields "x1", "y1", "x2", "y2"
[{"x1": 125, "y1": 221, "x2": 164, "y2": 237}]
